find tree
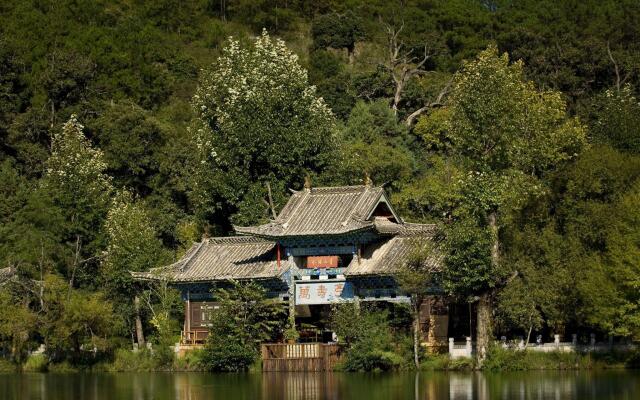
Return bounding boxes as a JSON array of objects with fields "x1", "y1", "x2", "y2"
[
  {"x1": 44, "y1": 115, "x2": 113, "y2": 288},
  {"x1": 0, "y1": 289, "x2": 38, "y2": 364},
  {"x1": 103, "y1": 191, "x2": 169, "y2": 348},
  {"x1": 589, "y1": 85, "x2": 640, "y2": 154},
  {"x1": 192, "y1": 30, "x2": 337, "y2": 227},
  {"x1": 40, "y1": 274, "x2": 120, "y2": 364},
  {"x1": 426, "y1": 46, "x2": 586, "y2": 363},
  {"x1": 141, "y1": 280, "x2": 182, "y2": 367},
  {"x1": 312, "y1": 12, "x2": 364, "y2": 63},
  {"x1": 326, "y1": 100, "x2": 415, "y2": 191}
]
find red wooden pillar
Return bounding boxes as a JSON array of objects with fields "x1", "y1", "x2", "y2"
[{"x1": 277, "y1": 243, "x2": 281, "y2": 270}]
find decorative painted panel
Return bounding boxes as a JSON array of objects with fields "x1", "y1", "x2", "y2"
[
  {"x1": 295, "y1": 280, "x2": 354, "y2": 305},
  {"x1": 306, "y1": 255, "x2": 339, "y2": 268}
]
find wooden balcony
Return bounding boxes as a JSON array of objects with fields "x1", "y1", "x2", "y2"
[{"x1": 261, "y1": 343, "x2": 343, "y2": 372}]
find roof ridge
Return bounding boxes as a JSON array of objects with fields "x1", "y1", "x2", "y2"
[
  {"x1": 341, "y1": 185, "x2": 371, "y2": 226},
  {"x1": 207, "y1": 236, "x2": 271, "y2": 244},
  {"x1": 179, "y1": 241, "x2": 205, "y2": 272},
  {"x1": 309, "y1": 185, "x2": 382, "y2": 193}
]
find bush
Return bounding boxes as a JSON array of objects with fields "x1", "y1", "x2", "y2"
[
  {"x1": 173, "y1": 349, "x2": 205, "y2": 371},
  {"x1": 420, "y1": 354, "x2": 450, "y2": 371},
  {"x1": 341, "y1": 346, "x2": 403, "y2": 372},
  {"x1": 47, "y1": 361, "x2": 79, "y2": 373},
  {"x1": 109, "y1": 349, "x2": 155, "y2": 372},
  {"x1": 624, "y1": 349, "x2": 640, "y2": 369},
  {"x1": 23, "y1": 354, "x2": 48, "y2": 372},
  {"x1": 151, "y1": 343, "x2": 175, "y2": 369},
  {"x1": 448, "y1": 357, "x2": 475, "y2": 371},
  {"x1": 419, "y1": 354, "x2": 475, "y2": 371},
  {"x1": 0, "y1": 358, "x2": 17, "y2": 373},
  {"x1": 483, "y1": 345, "x2": 596, "y2": 371},
  {"x1": 331, "y1": 303, "x2": 412, "y2": 371},
  {"x1": 200, "y1": 340, "x2": 256, "y2": 372}
]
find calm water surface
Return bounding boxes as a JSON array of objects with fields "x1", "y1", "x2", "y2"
[{"x1": 1, "y1": 370, "x2": 639, "y2": 400}]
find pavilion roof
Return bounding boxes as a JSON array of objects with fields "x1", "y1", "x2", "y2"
[
  {"x1": 131, "y1": 236, "x2": 286, "y2": 283},
  {"x1": 234, "y1": 185, "x2": 402, "y2": 238},
  {"x1": 344, "y1": 226, "x2": 442, "y2": 277}
]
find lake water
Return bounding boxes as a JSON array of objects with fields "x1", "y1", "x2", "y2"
[{"x1": 1, "y1": 370, "x2": 639, "y2": 399}]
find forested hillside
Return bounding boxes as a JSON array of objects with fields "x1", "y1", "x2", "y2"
[{"x1": 1, "y1": 0, "x2": 640, "y2": 367}]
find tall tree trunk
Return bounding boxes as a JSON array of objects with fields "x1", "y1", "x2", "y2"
[
  {"x1": 476, "y1": 211, "x2": 499, "y2": 365},
  {"x1": 412, "y1": 295, "x2": 420, "y2": 368},
  {"x1": 525, "y1": 325, "x2": 533, "y2": 348},
  {"x1": 488, "y1": 211, "x2": 499, "y2": 265},
  {"x1": 134, "y1": 295, "x2": 145, "y2": 348},
  {"x1": 476, "y1": 292, "x2": 492, "y2": 365}
]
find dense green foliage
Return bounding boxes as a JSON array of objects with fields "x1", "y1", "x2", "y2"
[
  {"x1": 201, "y1": 282, "x2": 286, "y2": 372},
  {"x1": 1, "y1": 0, "x2": 640, "y2": 369},
  {"x1": 331, "y1": 303, "x2": 413, "y2": 371}
]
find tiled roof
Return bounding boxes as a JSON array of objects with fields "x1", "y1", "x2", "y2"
[
  {"x1": 345, "y1": 226, "x2": 442, "y2": 276},
  {"x1": 131, "y1": 236, "x2": 286, "y2": 283},
  {"x1": 235, "y1": 185, "x2": 399, "y2": 238},
  {"x1": 373, "y1": 218, "x2": 437, "y2": 235}
]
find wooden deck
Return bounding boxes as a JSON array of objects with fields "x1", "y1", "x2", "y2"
[{"x1": 261, "y1": 343, "x2": 343, "y2": 372}]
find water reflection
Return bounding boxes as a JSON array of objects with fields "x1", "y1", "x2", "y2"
[{"x1": 1, "y1": 370, "x2": 639, "y2": 400}]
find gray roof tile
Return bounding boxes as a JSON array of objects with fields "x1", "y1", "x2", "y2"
[
  {"x1": 345, "y1": 228, "x2": 442, "y2": 276},
  {"x1": 132, "y1": 236, "x2": 286, "y2": 283},
  {"x1": 235, "y1": 185, "x2": 397, "y2": 238}
]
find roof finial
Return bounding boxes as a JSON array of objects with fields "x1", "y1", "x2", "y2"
[
  {"x1": 201, "y1": 226, "x2": 210, "y2": 241},
  {"x1": 304, "y1": 174, "x2": 312, "y2": 191},
  {"x1": 364, "y1": 171, "x2": 372, "y2": 187}
]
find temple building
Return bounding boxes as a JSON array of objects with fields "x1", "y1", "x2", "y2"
[{"x1": 133, "y1": 183, "x2": 458, "y2": 349}]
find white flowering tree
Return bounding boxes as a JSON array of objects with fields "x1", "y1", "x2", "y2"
[
  {"x1": 103, "y1": 191, "x2": 168, "y2": 347},
  {"x1": 44, "y1": 115, "x2": 113, "y2": 287},
  {"x1": 192, "y1": 30, "x2": 337, "y2": 225},
  {"x1": 591, "y1": 84, "x2": 640, "y2": 153},
  {"x1": 46, "y1": 115, "x2": 112, "y2": 211}
]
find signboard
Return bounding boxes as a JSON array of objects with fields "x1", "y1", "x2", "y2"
[
  {"x1": 295, "y1": 281, "x2": 354, "y2": 305},
  {"x1": 306, "y1": 255, "x2": 339, "y2": 269}
]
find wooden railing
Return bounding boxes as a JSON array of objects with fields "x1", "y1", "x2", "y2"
[
  {"x1": 261, "y1": 343, "x2": 343, "y2": 372},
  {"x1": 181, "y1": 329, "x2": 208, "y2": 345}
]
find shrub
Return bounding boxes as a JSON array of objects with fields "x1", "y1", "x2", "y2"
[
  {"x1": 47, "y1": 361, "x2": 79, "y2": 373},
  {"x1": 448, "y1": 357, "x2": 475, "y2": 371},
  {"x1": 23, "y1": 354, "x2": 48, "y2": 372},
  {"x1": 173, "y1": 349, "x2": 205, "y2": 371},
  {"x1": 483, "y1": 345, "x2": 599, "y2": 371},
  {"x1": 420, "y1": 354, "x2": 450, "y2": 371},
  {"x1": 109, "y1": 349, "x2": 155, "y2": 372},
  {"x1": 200, "y1": 340, "x2": 256, "y2": 372},
  {"x1": 341, "y1": 347, "x2": 403, "y2": 372},
  {"x1": 624, "y1": 349, "x2": 640, "y2": 369},
  {"x1": 151, "y1": 342, "x2": 175, "y2": 369},
  {"x1": 0, "y1": 358, "x2": 17, "y2": 373},
  {"x1": 331, "y1": 303, "x2": 411, "y2": 371}
]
